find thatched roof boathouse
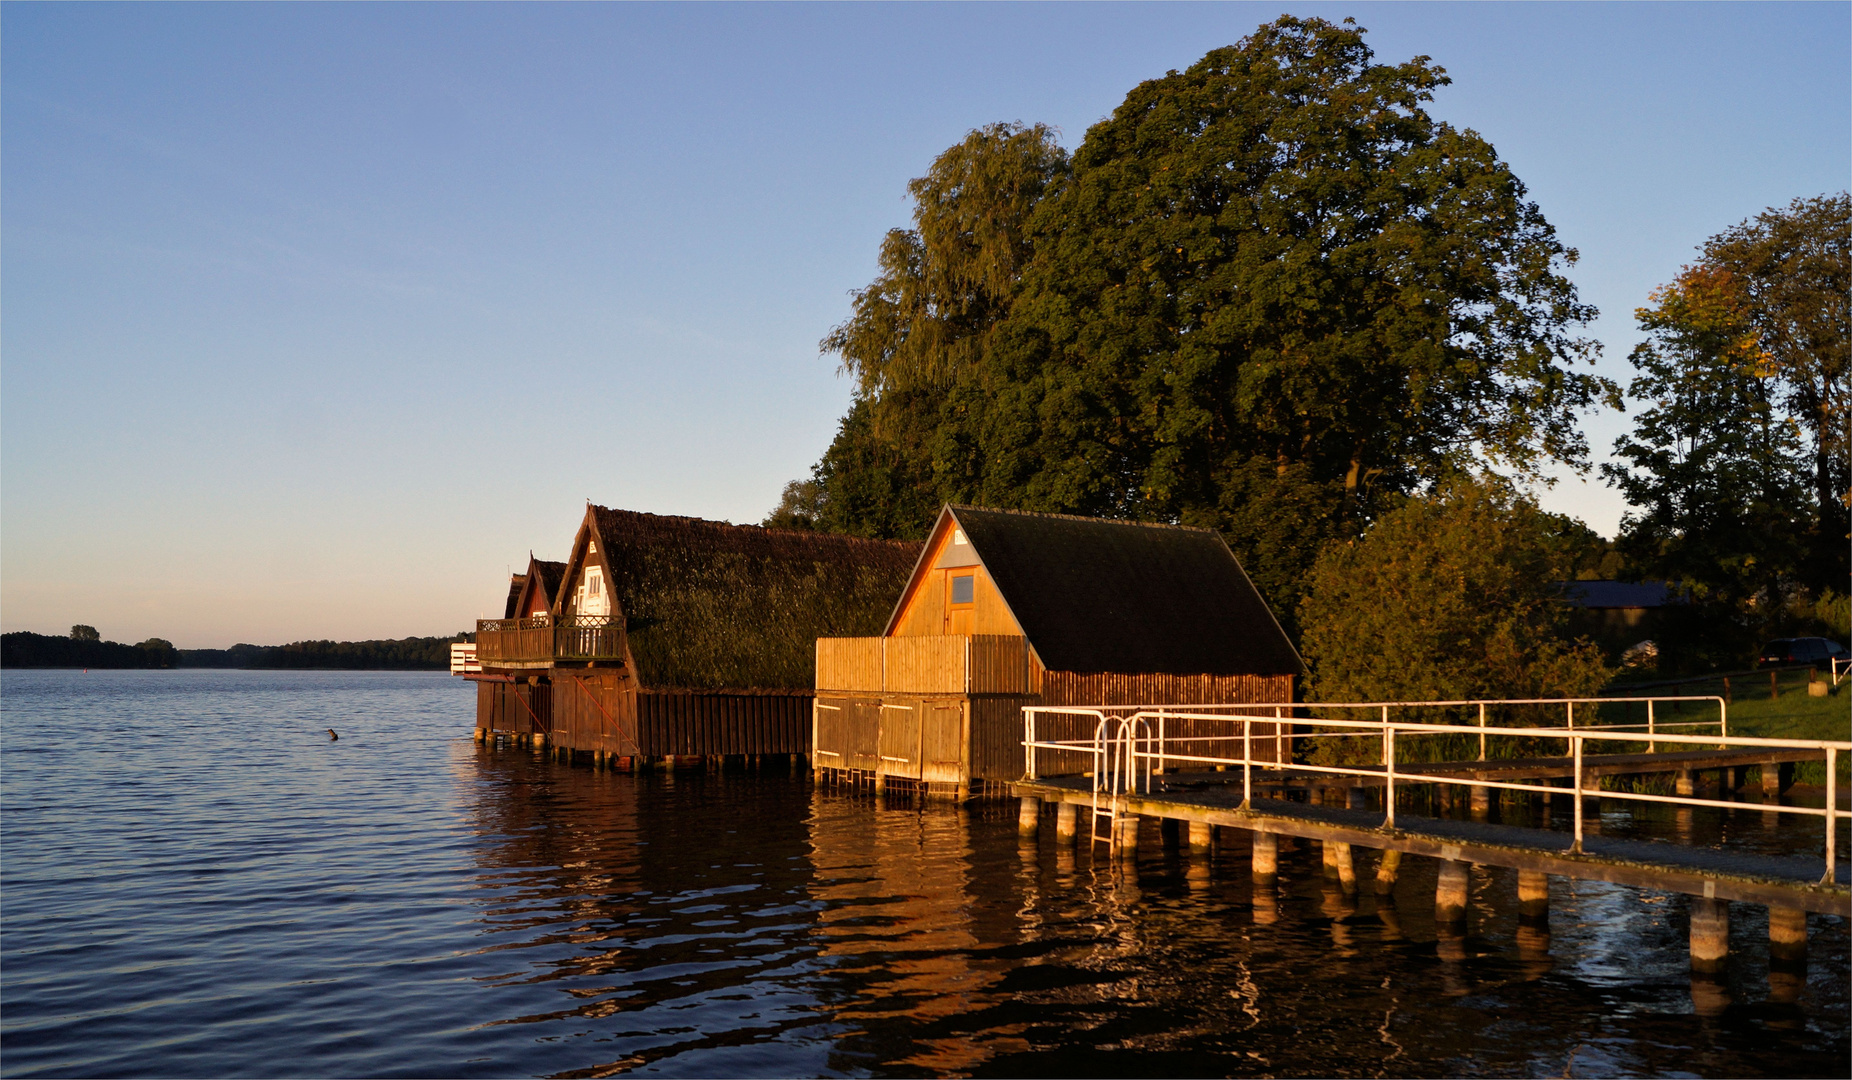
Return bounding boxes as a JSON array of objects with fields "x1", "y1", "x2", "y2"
[
  {"x1": 814, "y1": 506, "x2": 1303, "y2": 797},
  {"x1": 471, "y1": 505, "x2": 919, "y2": 765}
]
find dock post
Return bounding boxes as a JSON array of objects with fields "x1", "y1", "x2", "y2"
[
  {"x1": 532, "y1": 731, "x2": 548, "y2": 754},
  {"x1": 1470, "y1": 785, "x2": 1491, "y2": 820},
  {"x1": 1675, "y1": 769, "x2": 1696, "y2": 796},
  {"x1": 1518, "y1": 870, "x2": 1549, "y2": 920},
  {"x1": 1055, "y1": 801, "x2": 1078, "y2": 842},
  {"x1": 1113, "y1": 815, "x2": 1140, "y2": 859},
  {"x1": 1251, "y1": 831, "x2": 1278, "y2": 883},
  {"x1": 1017, "y1": 796, "x2": 1040, "y2": 836},
  {"x1": 1333, "y1": 842, "x2": 1357, "y2": 893},
  {"x1": 1690, "y1": 897, "x2": 1729, "y2": 972},
  {"x1": 1768, "y1": 906, "x2": 1807, "y2": 966},
  {"x1": 1321, "y1": 839, "x2": 1339, "y2": 878},
  {"x1": 1761, "y1": 764, "x2": 1780, "y2": 798},
  {"x1": 1373, "y1": 849, "x2": 1401, "y2": 895},
  {"x1": 472, "y1": 727, "x2": 486, "y2": 744},
  {"x1": 1187, "y1": 821, "x2": 1213, "y2": 853},
  {"x1": 1435, "y1": 859, "x2": 1469, "y2": 924},
  {"x1": 1346, "y1": 787, "x2": 1369, "y2": 811}
]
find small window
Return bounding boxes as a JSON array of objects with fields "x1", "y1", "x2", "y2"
[{"x1": 951, "y1": 574, "x2": 974, "y2": 605}]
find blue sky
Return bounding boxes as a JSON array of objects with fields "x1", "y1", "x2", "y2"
[{"x1": 4, "y1": 3, "x2": 1847, "y2": 647}]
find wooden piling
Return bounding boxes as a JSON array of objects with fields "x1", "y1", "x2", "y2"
[
  {"x1": 1518, "y1": 870, "x2": 1549, "y2": 920},
  {"x1": 1676, "y1": 769, "x2": 1696, "y2": 796},
  {"x1": 1055, "y1": 801, "x2": 1078, "y2": 842},
  {"x1": 1017, "y1": 797, "x2": 1040, "y2": 836},
  {"x1": 1188, "y1": 820, "x2": 1213, "y2": 853},
  {"x1": 1251, "y1": 831, "x2": 1278, "y2": 883},
  {"x1": 1321, "y1": 839, "x2": 1339, "y2": 878},
  {"x1": 1373, "y1": 849, "x2": 1401, "y2": 895},
  {"x1": 1470, "y1": 785, "x2": 1491, "y2": 820},
  {"x1": 1768, "y1": 906, "x2": 1807, "y2": 965},
  {"x1": 1435, "y1": 859, "x2": 1469, "y2": 924},
  {"x1": 1333, "y1": 842, "x2": 1357, "y2": 893},
  {"x1": 1690, "y1": 897, "x2": 1729, "y2": 973}
]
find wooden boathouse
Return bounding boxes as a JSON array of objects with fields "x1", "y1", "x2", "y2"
[
  {"x1": 813, "y1": 506, "x2": 1304, "y2": 797},
  {"x1": 471, "y1": 505, "x2": 918, "y2": 765}
]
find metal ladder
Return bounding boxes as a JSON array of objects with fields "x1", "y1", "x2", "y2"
[{"x1": 1089, "y1": 717, "x2": 1151, "y2": 849}]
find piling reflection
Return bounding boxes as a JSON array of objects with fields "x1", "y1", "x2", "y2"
[{"x1": 449, "y1": 756, "x2": 1849, "y2": 1078}]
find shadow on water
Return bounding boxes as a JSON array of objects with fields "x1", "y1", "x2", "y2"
[{"x1": 0, "y1": 673, "x2": 1845, "y2": 1078}]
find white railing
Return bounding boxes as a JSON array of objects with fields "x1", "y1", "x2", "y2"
[
  {"x1": 1023, "y1": 698, "x2": 1848, "y2": 885},
  {"x1": 1833, "y1": 657, "x2": 1851, "y2": 686}
]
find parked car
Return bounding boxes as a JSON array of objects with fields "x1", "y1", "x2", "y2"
[{"x1": 1757, "y1": 637, "x2": 1849, "y2": 667}]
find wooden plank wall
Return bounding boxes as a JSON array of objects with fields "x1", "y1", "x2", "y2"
[
  {"x1": 636, "y1": 690, "x2": 810, "y2": 756},
  {"x1": 967, "y1": 635, "x2": 1032, "y2": 694},
  {"x1": 550, "y1": 672, "x2": 638, "y2": 756},
  {"x1": 815, "y1": 696, "x2": 880, "y2": 773},
  {"x1": 884, "y1": 637, "x2": 965, "y2": 694},
  {"x1": 1014, "y1": 672, "x2": 1297, "y2": 780},
  {"x1": 477, "y1": 679, "x2": 552, "y2": 735},
  {"x1": 971, "y1": 695, "x2": 1038, "y2": 780},
  {"x1": 816, "y1": 637, "x2": 883, "y2": 692}
]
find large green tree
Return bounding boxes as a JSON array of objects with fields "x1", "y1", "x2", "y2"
[{"x1": 794, "y1": 18, "x2": 1614, "y2": 629}]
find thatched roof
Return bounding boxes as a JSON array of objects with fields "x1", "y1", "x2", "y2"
[
  {"x1": 905, "y1": 506, "x2": 1302, "y2": 677},
  {"x1": 502, "y1": 558, "x2": 568, "y2": 618},
  {"x1": 584, "y1": 506, "x2": 920, "y2": 691}
]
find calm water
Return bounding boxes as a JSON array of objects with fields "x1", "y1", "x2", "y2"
[{"x1": 1, "y1": 670, "x2": 1846, "y2": 1078}]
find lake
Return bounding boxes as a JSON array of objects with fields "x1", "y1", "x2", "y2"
[{"x1": 1, "y1": 670, "x2": 1845, "y2": 1077}]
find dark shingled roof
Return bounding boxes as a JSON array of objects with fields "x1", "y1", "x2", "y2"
[
  {"x1": 1562, "y1": 580, "x2": 1682, "y2": 609},
  {"x1": 588, "y1": 506, "x2": 921, "y2": 690},
  {"x1": 944, "y1": 506, "x2": 1302, "y2": 676},
  {"x1": 503, "y1": 575, "x2": 527, "y2": 619}
]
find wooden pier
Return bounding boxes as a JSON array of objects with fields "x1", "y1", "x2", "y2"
[{"x1": 1012, "y1": 698, "x2": 1850, "y2": 978}]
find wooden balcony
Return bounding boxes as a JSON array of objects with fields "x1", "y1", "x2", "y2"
[
  {"x1": 815, "y1": 635, "x2": 1033, "y2": 695},
  {"x1": 476, "y1": 616, "x2": 626, "y2": 669}
]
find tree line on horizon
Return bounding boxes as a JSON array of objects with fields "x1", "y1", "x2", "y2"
[
  {"x1": 0, "y1": 626, "x2": 473, "y2": 671},
  {"x1": 765, "y1": 16, "x2": 1849, "y2": 688}
]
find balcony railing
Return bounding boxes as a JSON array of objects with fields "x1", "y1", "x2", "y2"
[{"x1": 476, "y1": 615, "x2": 626, "y2": 665}]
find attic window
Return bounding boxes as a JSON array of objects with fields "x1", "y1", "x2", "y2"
[
  {"x1": 950, "y1": 574, "x2": 974, "y2": 606},
  {"x1": 953, "y1": 529, "x2": 968, "y2": 545},
  {"x1": 588, "y1": 541, "x2": 597, "y2": 553}
]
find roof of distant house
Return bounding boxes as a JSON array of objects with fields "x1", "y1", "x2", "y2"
[{"x1": 1562, "y1": 580, "x2": 1683, "y2": 609}]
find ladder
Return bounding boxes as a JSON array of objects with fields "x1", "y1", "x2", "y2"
[{"x1": 1089, "y1": 717, "x2": 1151, "y2": 849}]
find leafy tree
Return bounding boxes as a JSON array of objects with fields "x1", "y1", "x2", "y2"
[
  {"x1": 1297, "y1": 481, "x2": 1612, "y2": 760},
  {"x1": 1698, "y1": 193, "x2": 1849, "y2": 584},
  {"x1": 762, "y1": 479, "x2": 824, "y2": 531},
  {"x1": 1603, "y1": 264, "x2": 1810, "y2": 622},
  {"x1": 793, "y1": 18, "x2": 1615, "y2": 630},
  {"x1": 70, "y1": 625, "x2": 99, "y2": 642}
]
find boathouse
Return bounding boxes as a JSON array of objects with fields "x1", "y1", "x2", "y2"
[
  {"x1": 472, "y1": 505, "x2": 919, "y2": 763},
  {"x1": 813, "y1": 506, "x2": 1303, "y2": 796}
]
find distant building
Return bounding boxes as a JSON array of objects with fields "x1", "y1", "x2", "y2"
[{"x1": 1561, "y1": 580, "x2": 1683, "y2": 634}]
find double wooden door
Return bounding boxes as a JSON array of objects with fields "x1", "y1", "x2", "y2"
[{"x1": 876, "y1": 698, "x2": 964, "y2": 785}]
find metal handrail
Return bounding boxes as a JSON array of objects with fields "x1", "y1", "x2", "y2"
[{"x1": 1024, "y1": 700, "x2": 1849, "y2": 884}]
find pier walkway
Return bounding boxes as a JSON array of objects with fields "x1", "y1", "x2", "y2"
[{"x1": 1011, "y1": 697, "x2": 1850, "y2": 974}]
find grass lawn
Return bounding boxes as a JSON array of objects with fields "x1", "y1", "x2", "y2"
[{"x1": 1605, "y1": 666, "x2": 1849, "y2": 782}]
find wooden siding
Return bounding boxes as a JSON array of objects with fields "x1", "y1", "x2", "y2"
[
  {"x1": 815, "y1": 635, "x2": 1032, "y2": 695},
  {"x1": 550, "y1": 671, "x2": 638, "y2": 756},
  {"x1": 889, "y1": 518, "x2": 1024, "y2": 639},
  {"x1": 815, "y1": 696, "x2": 880, "y2": 773},
  {"x1": 1023, "y1": 671, "x2": 1297, "y2": 780},
  {"x1": 1039, "y1": 671, "x2": 1292, "y2": 708},
  {"x1": 970, "y1": 694, "x2": 1037, "y2": 781},
  {"x1": 816, "y1": 637, "x2": 883, "y2": 692},
  {"x1": 636, "y1": 690, "x2": 810, "y2": 756},
  {"x1": 476, "y1": 678, "x2": 552, "y2": 735}
]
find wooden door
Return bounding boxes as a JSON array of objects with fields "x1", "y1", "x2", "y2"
[
  {"x1": 919, "y1": 700, "x2": 965, "y2": 786},
  {"x1": 877, "y1": 699, "x2": 922, "y2": 780}
]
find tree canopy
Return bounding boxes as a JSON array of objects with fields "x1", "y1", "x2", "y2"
[
  {"x1": 795, "y1": 17, "x2": 1613, "y2": 631},
  {"x1": 1297, "y1": 480, "x2": 1612, "y2": 708},
  {"x1": 1604, "y1": 194, "x2": 1849, "y2": 651}
]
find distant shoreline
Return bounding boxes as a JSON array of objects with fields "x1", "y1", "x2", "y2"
[{"x1": 1, "y1": 630, "x2": 470, "y2": 671}]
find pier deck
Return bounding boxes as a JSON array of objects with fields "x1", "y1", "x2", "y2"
[{"x1": 1012, "y1": 772, "x2": 1851, "y2": 915}]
